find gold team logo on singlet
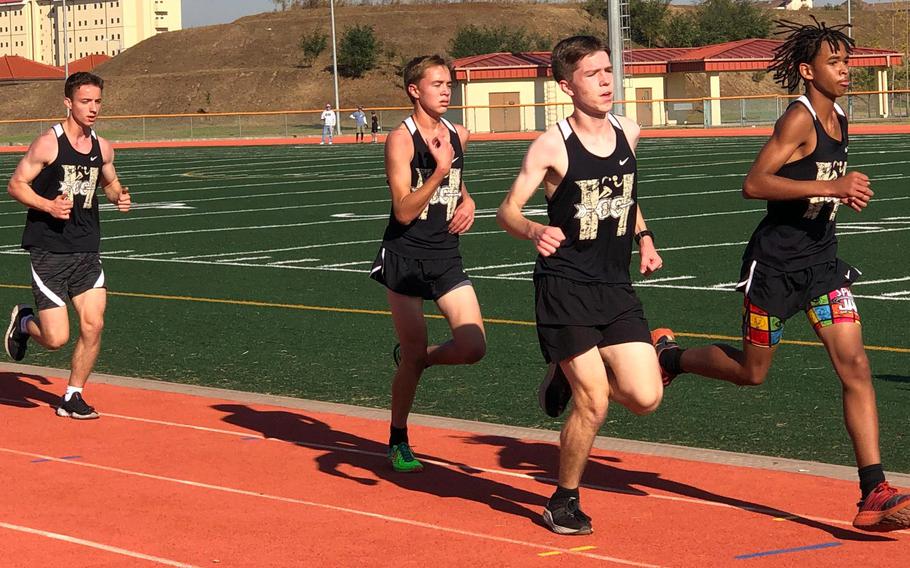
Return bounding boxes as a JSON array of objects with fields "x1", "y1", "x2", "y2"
[
  {"x1": 804, "y1": 160, "x2": 847, "y2": 221},
  {"x1": 413, "y1": 167, "x2": 462, "y2": 221},
  {"x1": 573, "y1": 173, "x2": 635, "y2": 240},
  {"x1": 58, "y1": 164, "x2": 99, "y2": 208}
]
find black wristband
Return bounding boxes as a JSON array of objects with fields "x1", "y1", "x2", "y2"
[{"x1": 635, "y1": 230, "x2": 654, "y2": 245}]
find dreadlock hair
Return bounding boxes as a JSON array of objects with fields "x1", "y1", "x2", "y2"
[{"x1": 769, "y1": 17, "x2": 855, "y2": 93}]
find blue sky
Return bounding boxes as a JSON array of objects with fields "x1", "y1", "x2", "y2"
[
  {"x1": 181, "y1": 0, "x2": 858, "y2": 28},
  {"x1": 183, "y1": 0, "x2": 276, "y2": 28}
]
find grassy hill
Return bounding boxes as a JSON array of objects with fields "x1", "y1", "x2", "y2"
[{"x1": 0, "y1": 2, "x2": 906, "y2": 119}]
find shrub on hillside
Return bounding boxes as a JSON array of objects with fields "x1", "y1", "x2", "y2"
[
  {"x1": 449, "y1": 24, "x2": 551, "y2": 58},
  {"x1": 338, "y1": 24, "x2": 378, "y2": 78},
  {"x1": 299, "y1": 28, "x2": 327, "y2": 68},
  {"x1": 584, "y1": 0, "x2": 669, "y2": 49},
  {"x1": 663, "y1": 0, "x2": 771, "y2": 47}
]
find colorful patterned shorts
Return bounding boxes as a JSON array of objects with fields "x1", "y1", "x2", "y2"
[{"x1": 743, "y1": 287, "x2": 860, "y2": 348}]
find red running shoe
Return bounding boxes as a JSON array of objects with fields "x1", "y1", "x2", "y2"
[{"x1": 852, "y1": 481, "x2": 910, "y2": 532}]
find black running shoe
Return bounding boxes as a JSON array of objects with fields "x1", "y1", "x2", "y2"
[
  {"x1": 56, "y1": 392, "x2": 100, "y2": 420},
  {"x1": 543, "y1": 496, "x2": 593, "y2": 535},
  {"x1": 5, "y1": 304, "x2": 33, "y2": 362},
  {"x1": 538, "y1": 363, "x2": 572, "y2": 418},
  {"x1": 392, "y1": 343, "x2": 401, "y2": 367},
  {"x1": 651, "y1": 328, "x2": 680, "y2": 387}
]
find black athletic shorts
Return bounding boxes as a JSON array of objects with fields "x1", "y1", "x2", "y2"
[
  {"x1": 736, "y1": 257, "x2": 859, "y2": 322},
  {"x1": 369, "y1": 247, "x2": 471, "y2": 301},
  {"x1": 534, "y1": 275, "x2": 651, "y2": 363},
  {"x1": 28, "y1": 249, "x2": 105, "y2": 310}
]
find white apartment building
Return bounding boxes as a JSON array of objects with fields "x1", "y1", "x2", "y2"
[{"x1": 0, "y1": 0, "x2": 181, "y2": 66}]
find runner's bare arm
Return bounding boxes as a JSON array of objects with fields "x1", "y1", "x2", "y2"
[
  {"x1": 449, "y1": 124, "x2": 474, "y2": 234},
  {"x1": 98, "y1": 138, "x2": 130, "y2": 212},
  {"x1": 634, "y1": 206, "x2": 661, "y2": 276},
  {"x1": 615, "y1": 115, "x2": 641, "y2": 153},
  {"x1": 386, "y1": 124, "x2": 453, "y2": 224},
  {"x1": 7, "y1": 130, "x2": 71, "y2": 219},
  {"x1": 497, "y1": 128, "x2": 566, "y2": 257},
  {"x1": 743, "y1": 106, "x2": 872, "y2": 210}
]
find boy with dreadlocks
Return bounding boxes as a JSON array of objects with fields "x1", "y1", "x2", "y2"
[{"x1": 652, "y1": 18, "x2": 910, "y2": 532}]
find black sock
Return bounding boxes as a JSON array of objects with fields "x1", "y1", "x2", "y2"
[
  {"x1": 551, "y1": 485, "x2": 579, "y2": 502},
  {"x1": 859, "y1": 464, "x2": 886, "y2": 499},
  {"x1": 659, "y1": 346, "x2": 686, "y2": 375},
  {"x1": 389, "y1": 426, "x2": 408, "y2": 448}
]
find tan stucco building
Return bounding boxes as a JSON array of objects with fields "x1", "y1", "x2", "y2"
[
  {"x1": 452, "y1": 40, "x2": 903, "y2": 131},
  {"x1": 0, "y1": 0, "x2": 181, "y2": 66}
]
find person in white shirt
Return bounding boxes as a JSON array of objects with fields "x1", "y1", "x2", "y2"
[
  {"x1": 321, "y1": 103, "x2": 336, "y2": 145},
  {"x1": 350, "y1": 105, "x2": 368, "y2": 143}
]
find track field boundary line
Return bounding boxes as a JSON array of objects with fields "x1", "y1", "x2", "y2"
[
  {"x1": 0, "y1": 284, "x2": 907, "y2": 354},
  {"x1": 6, "y1": 362, "x2": 910, "y2": 490}
]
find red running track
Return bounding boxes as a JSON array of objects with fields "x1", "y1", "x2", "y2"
[{"x1": 0, "y1": 367, "x2": 907, "y2": 567}]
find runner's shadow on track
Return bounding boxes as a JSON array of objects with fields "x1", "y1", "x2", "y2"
[
  {"x1": 467, "y1": 435, "x2": 894, "y2": 542},
  {"x1": 211, "y1": 404, "x2": 545, "y2": 526},
  {"x1": 0, "y1": 372, "x2": 59, "y2": 409}
]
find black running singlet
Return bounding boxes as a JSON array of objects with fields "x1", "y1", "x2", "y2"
[
  {"x1": 22, "y1": 124, "x2": 103, "y2": 253},
  {"x1": 381, "y1": 116, "x2": 464, "y2": 259},
  {"x1": 534, "y1": 116, "x2": 638, "y2": 283},
  {"x1": 743, "y1": 96, "x2": 848, "y2": 271}
]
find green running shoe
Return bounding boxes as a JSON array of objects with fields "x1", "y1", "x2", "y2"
[{"x1": 388, "y1": 442, "x2": 423, "y2": 473}]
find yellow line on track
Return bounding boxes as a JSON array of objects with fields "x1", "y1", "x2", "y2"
[{"x1": 2, "y1": 284, "x2": 908, "y2": 354}]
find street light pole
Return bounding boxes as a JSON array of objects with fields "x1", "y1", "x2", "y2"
[
  {"x1": 847, "y1": 0, "x2": 852, "y2": 39},
  {"x1": 330, "y1": 0, "x2": 341, "y2": 135},
  {"x1": 61, "y1": 0, "x2": 69, "y2": 77}
]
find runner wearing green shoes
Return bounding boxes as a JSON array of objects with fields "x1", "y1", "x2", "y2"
[{"x1": 370, "y1": 56, "x2": 486, "y2": 472}]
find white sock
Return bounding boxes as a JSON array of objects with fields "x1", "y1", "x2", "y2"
[
  {"x1": 64, "y1": 386, "x2": 83, "y2": 401},
  {"x1": 20, "y1": 314, "x2": 33, "y2": 335}
]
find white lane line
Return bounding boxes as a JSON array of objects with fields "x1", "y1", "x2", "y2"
[
  {"x1": 639, "y1": 276, "x2": 696, "y2": 284},
  {"x1": 648, "y1": 209, "x2": 764, "y2": 222},
  {"x1": 0, "y1": 520, "x2": 200, "y2": 568},
  {"x1": 316, "y1": 261, "x2": 373, "y2": 268},
  {"x1": 471, "y1": 262, "x2": 535, "y2": 271},
  {"x1": 126, "y1": 251, "x2": 178, "y2": 258},
  {"x1": 215, "y1": 256, "x2": 272, "y2": 263},
  {"x1": 851, "y1": 276, "x2": 910, "y2": 286},
  {"x1": 266, "y1": 259, "x2": 321, "y2": 265},
  {"x1": 0, "y1": 446, "x2": 661, "y2": 567}
]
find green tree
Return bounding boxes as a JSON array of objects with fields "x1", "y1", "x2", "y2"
[
  {"x1": 630, "y1": 0, "x2": 670, "y2": 48},
  {"x1": 663, "y1": 0, "x2": 771, "y2": 47},
  {"x1": 298, "y1": 28, "x2": 327, "y2": 68},
  {"x1": 662, "y1": 12, "x2": 701, "y2": 47},
  {"x1": 582, "y1": 0, "x2": 609, "y2": 20},
  {"x1": 337, "y1": 24, "x2": 378, "y2": 78},
  {"x1": 694, "y1": 0, "x2": 771, "y2": 45},
  {"x1": 450, "y1": 25, "x2": 550, "y2": 58}
]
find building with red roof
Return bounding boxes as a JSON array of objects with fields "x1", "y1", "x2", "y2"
[
  {"x1": 67, "y1": 53, "x2": 112, "y2": 74},
  {"x1": 0, "y1": 54, "x2": 64, "y2": 81},
  {"x1": 451, "y1": 39, "x2": 903, "y2": 130}
]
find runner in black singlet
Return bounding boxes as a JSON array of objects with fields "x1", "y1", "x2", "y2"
[
  {"x1": 498, "y1": 36, "x2": 665, "y2": 535},
  {"x1": 5, "y1": 72, "x2": 131, "y2": 420},
  {"x1": 651, "y1": 20, "x2": 910, "y2": 532},
  {"x1": 369, "y1": 55, "x2": 486, "y2": 474}
]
